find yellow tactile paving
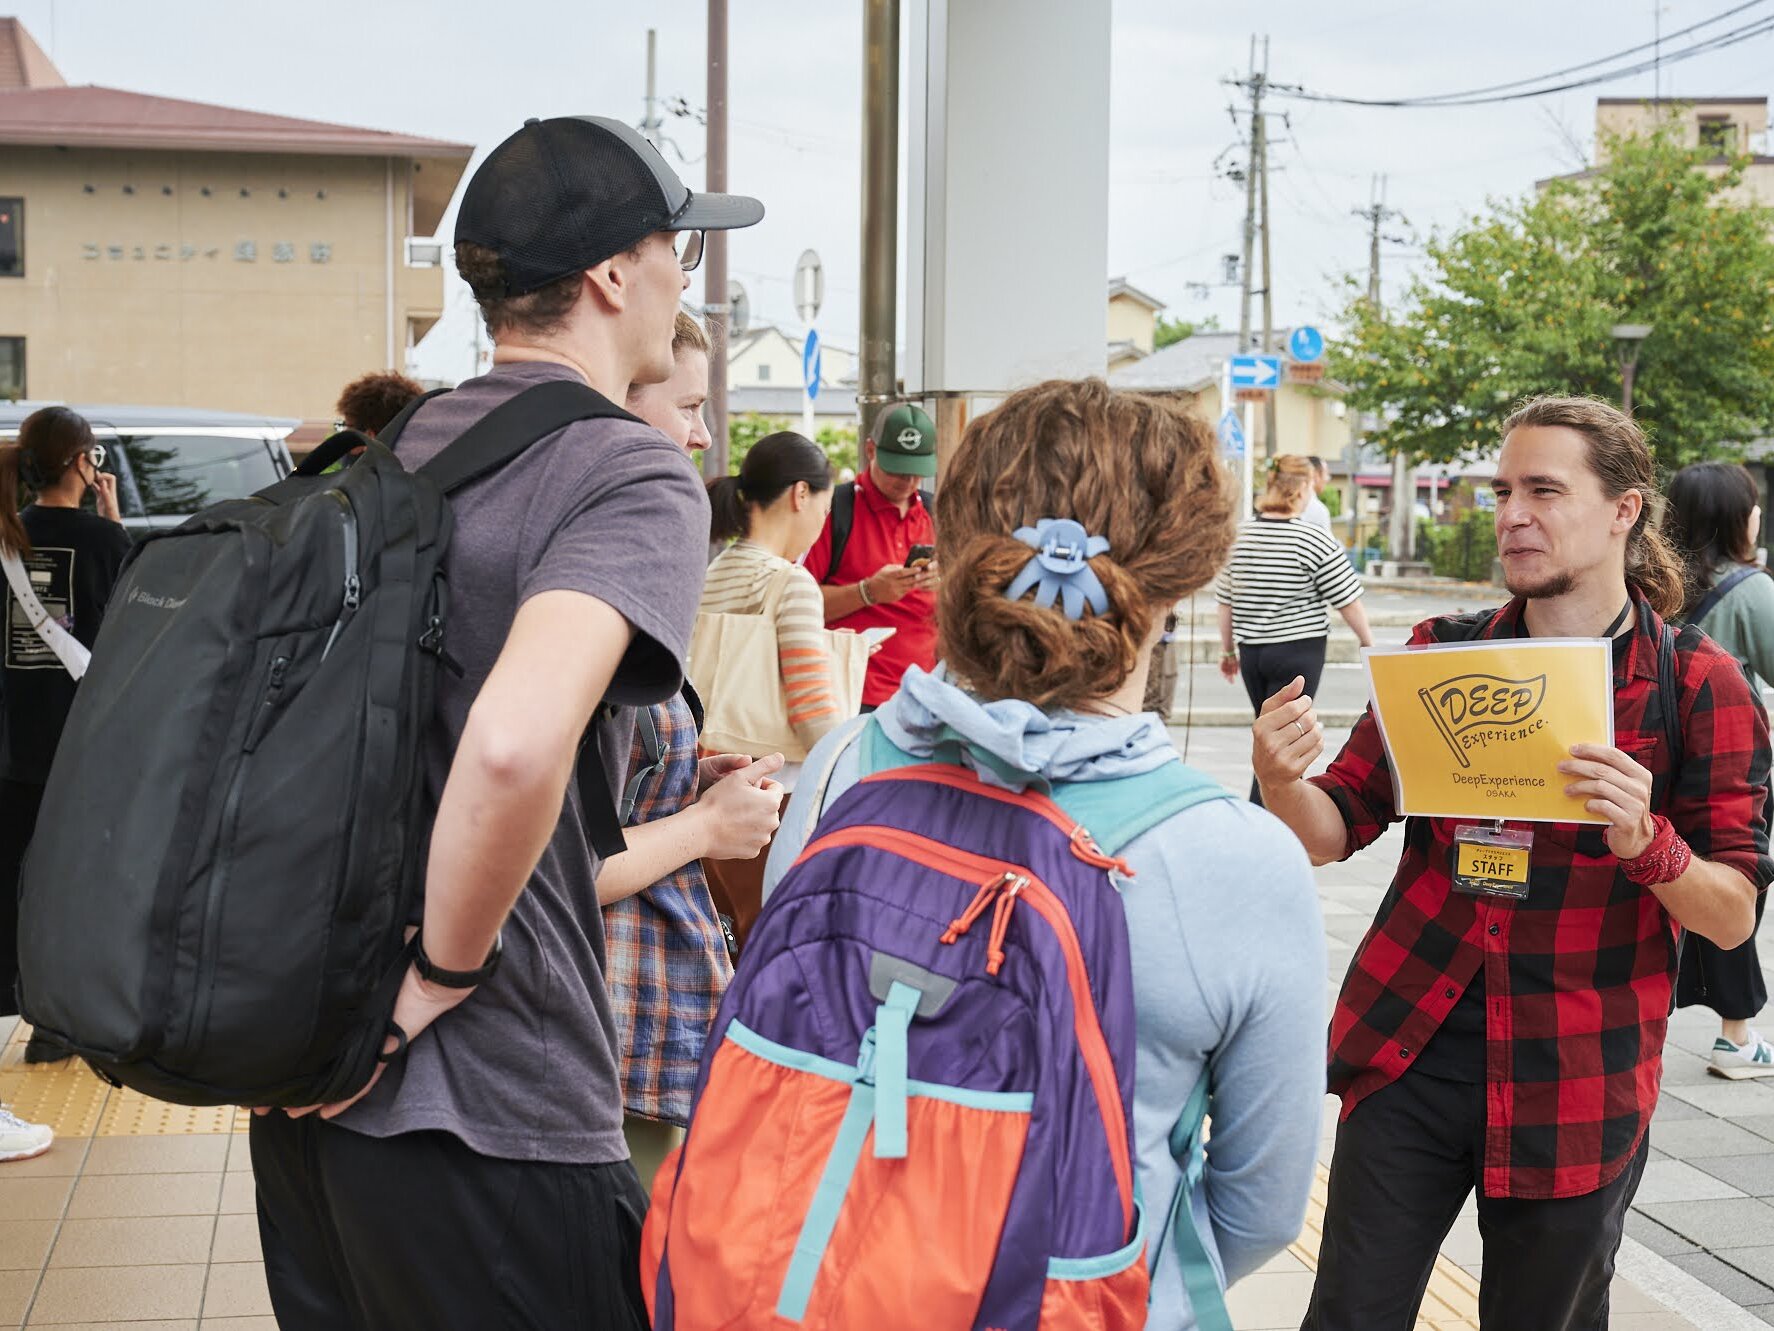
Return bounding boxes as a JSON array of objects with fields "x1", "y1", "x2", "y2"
[
  {"x1": 1289, "y1": 1164, "x2": 1482, "y2": 1330},
  {"x1": 2, "y1": 1023, "x2": 251, "y2": 1137}
]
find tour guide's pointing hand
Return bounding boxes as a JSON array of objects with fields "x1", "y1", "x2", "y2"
[
  {"x1": 1559, "y1": 743, "x2": 1656, "y2": 862},
  {"x1": 1252, "y1": 675, "x2": 1326, "y2": 792}
]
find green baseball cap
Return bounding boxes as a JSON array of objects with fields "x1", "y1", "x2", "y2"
[{"x1": 870, "y1": 403, "x2": 938, "y2": 477}]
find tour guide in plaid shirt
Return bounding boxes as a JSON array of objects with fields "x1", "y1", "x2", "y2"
[{"x1": 1253, "y1": 397, "x2": 1773, "y2": 1331}]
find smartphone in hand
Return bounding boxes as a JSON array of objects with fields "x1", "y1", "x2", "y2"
[{"x1": 907, "y1": 543, "x2": 936, "y2": 568}]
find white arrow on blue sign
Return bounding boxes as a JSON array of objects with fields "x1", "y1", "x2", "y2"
[
  {"x1": 1228, "y1": 355, "x2": 1282, "y2": 389},
  {"x1": 1218, "y1": 409, "x2": 1246, "y2": 458},
  {"x1": 802, "y1": 330, "x2": 822, "y2": 401},
  {"x1": 1288, "y1": 326, "x2": 1326, "y2": 364}
]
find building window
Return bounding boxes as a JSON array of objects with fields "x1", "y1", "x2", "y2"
[
  {"x1": 757, "y1": 363, "x2": 771, "y2": 382},
  {"x1": 0, "y1": 199, "x2": 19, "y2": 278},
  {"x1": 0, "y1": 338, "x2": 22, "y2": 400},
  {"x1": 1699, "y1": 118, "x2": 1738, "y2": 155}
]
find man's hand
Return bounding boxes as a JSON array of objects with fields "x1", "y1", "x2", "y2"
[
  {"x1": 1253, "y1": 676, "x2": 1325, "y2": 792},
  {"x1": 865, "y1": 565, "x2": 924, "y2": 606},
  {"x1": 694, "y1": 753, "x2": 785, "y2": 860},
  {"x1": 1559, "y1": 743, "x2": 1656, "y2": 860},
  {"x1": 91, "y1": 472, "x2": 122, "y2": 523},
  {"x1": 697, "y1": 752, "x2": 751, "y2": 796}
]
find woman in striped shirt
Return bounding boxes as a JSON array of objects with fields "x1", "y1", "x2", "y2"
[
  {"x1": 702, "y1": 432, "x2": 843, "y2": 769},
  {"x1": 1216, "y1": 455, "x2": 1373, "y2": 803}
]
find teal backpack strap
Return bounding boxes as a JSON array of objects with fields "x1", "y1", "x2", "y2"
[
  {"x1": 1053, "y1": 760, "x2": 1234, "y2": 856},
  {"x1": 858, "y1": 716, "x2": 1040, "y2": 790},
  {"x1": 1158, "y1": 1071, "x2": 1234, "y2": 1331}
]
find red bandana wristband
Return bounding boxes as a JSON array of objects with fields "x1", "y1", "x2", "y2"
[{"x1": 1621, "y1": 814, "x2": 1693, "y2": 887}]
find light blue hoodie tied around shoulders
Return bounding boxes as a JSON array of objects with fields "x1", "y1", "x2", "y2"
[{"x1": 764, "y1": 666, "x2": 1328, "y2": 1330}]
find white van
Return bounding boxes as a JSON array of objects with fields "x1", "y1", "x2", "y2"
[{"x1": 0, "y1": 402, "x2": 296, "y2": 541}]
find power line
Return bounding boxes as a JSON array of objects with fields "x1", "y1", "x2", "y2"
[{"x1": 1269, "y1": 5, "x2": 1774, "y2": 108}]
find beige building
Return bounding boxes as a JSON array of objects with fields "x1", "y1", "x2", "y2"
[
  {"x1": 1106, "y1": 277, "x2": 1166, "y2": 371},
  {"x1": 727, "y1": 323, "x2": 857, "y2": 392},
  {"x1": 0, "y1": 19, "x2": 470, "y2": 433},
  {"x1": 1595, "y1": 95, "x2": 1773, "y2": 204}
]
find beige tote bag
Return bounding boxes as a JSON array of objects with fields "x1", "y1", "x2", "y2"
[{"x1": 689, "y1": 564, "x2": 870, "y2": 761}]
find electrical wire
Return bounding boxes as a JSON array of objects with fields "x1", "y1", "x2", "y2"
[{"x1": 1269, "y1": 5, "x2": 1774, "y2": 108}]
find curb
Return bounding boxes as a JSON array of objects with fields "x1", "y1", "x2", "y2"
[{"x1": 1615, "y1": 1233, "x2": 1763, "y2": 1330}]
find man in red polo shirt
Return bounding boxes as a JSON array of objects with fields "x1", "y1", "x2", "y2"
[
  {"x1": 805, "y1": 403, "x2": 940, "y2": 709},
  {"x1": 1254, "y1": 395, "x2": 1771, "y2": 1331}
]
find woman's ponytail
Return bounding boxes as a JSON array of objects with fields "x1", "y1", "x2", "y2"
[
  {"x1": 0, "y1": 441, "x2": 27, "y2": 557},
  {"x1": 708, "y1": 475, "x2": 749, "y2": 543}
]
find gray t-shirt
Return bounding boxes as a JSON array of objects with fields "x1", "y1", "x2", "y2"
[{"x1": 335, "y1": 360, "x2": 711, "y2": 1163}]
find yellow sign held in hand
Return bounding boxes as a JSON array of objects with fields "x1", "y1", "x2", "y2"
[{"x1": 1364, "y1": 639, "x2": 1614, "y2": 823}]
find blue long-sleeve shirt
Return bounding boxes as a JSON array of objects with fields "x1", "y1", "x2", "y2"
[{"x1": 764, "y1": 668, "x2": 1326, "y2": 1328}]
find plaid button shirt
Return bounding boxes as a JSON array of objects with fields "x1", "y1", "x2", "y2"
[
  {"x1": 1311, "y1": 592, "x2": 1773, "y2": 1199},
  {"x1": 603, "y1": 695, "x2": 734, "y2": 1126}
]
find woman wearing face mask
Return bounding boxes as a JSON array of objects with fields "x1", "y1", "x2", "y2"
[
  {"x1": 0, "y1": 407, "x2": 130, "y2": 1152},
  {"x1": 606, "y1": 313, "x2": 785, "y2": 1192}
]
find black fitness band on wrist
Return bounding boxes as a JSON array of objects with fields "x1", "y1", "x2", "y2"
[{"x1": 413, "y1": 931, "x2": 503, "y2": 989}]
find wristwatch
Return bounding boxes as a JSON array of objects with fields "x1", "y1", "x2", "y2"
[{"x1": 413, "y1": 931, "x2": 503, "y2": 989}]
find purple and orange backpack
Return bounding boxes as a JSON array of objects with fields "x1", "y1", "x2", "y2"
[{"x1": 642, "y1": 724, "x2": 1235, "y2": 1329}]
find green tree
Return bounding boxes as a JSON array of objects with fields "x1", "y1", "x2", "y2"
[
  {"x1": 1153, "y1": 313, "x2": 1219, "y2": 350},
  {"x1": 728, "y1": 414, "x2": 859, "y2": 477},
  {"x1": 1330, "y1": 122, "x2": 1774, "y2": 470}
]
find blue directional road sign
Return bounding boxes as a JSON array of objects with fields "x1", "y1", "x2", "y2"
[
  {"x1": 1218, "y1": 409, "x2": 1246, "y2": 459},
  {"x1": 1228, "y1": 354, "x2": 1283, "y2": 389},
  {"x1": 1289, "y1": 325, "x2": 1326, "y2": 363},
  {"x1": 803, "y1": 329, "x2": 822, "y2": 401}
]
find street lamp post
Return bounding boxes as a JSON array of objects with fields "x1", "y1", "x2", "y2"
[{"x1": 1611, "y1": 323, "x2": 1653, "y2": 416}]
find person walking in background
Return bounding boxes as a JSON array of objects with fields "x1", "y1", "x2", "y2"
[
  {"x1": 337, "y1": 370, "x2": 425, "y2": 438},
  {"x1": 697, "y1": 432, "x2": 840, "y2": 943},
  {"x1": 1216, "y1": 455, "x2": 1373, "y2": 802},
  {"x1": 0, "y1": 407, "x2": 131, "y2": 1135},
  {"x1": 1663, "y1": 460, "x2": 1774, "y2": 1076},
  {"x1": 762, "y1": 379, "x2": 1326, "y2": 1330},
  {"x1": 602, "y1": 311, "x2": 782, "y2": 1192},
  {"x1": 1303, "y1": 456, "x2": 1334, "y2": 531},
  {"x1": 804, "y1": 402, "x2": 940, "y2": 710}
]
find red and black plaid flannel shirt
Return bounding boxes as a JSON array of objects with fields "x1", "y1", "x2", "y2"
[{"x1": 1312, "y1": 591, "x2": 1773, "y2": 1199}]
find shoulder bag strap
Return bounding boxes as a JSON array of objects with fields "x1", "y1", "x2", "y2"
[
  {"x1": 1656, "y1": 619, "x2": 1684, "y2": 812},
  {"x1": 1687, "y1": 565, "x2": 1760, "y2": 629},
  {"x1": 824, "y1": 481, "x2": 858, "y2": 581},
  {"x1": 1, "y1": 547, "x2": 89, "y2": 680}
]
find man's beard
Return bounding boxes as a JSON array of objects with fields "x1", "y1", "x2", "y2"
[{"x1": 1504, "y1": 567, "x2": 1575, "y2": 601}]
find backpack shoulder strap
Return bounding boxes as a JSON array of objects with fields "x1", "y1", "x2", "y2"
[
  {"x1": 420, "y1": 380, "x2": 642, "y2": 496},
  {"x1": 1053, "y1": 762, "x2": 1234, "y2": 856},
  {"x1": 618, "y1": 703, "x2": 667, "y2": 825},
  {"x1": 1157, "y1": 1070, "x2": 1235, "y2": 1331},
  {"x1": 1429, "y1": 606, "x2": 1507, "y2": 644},
  {"x1": 1687, "y1": 565, "x2": 1760, "y2": 628},
  {"x1": 824, "y1": 482, "x2": 858, "y2": 581},
  {"x1": 375, "y1": 386, "x2": 451, "y2": 450}
]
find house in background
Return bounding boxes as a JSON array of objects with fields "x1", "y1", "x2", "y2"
[
  {"x1": 724, "y1": 323, "x2": 860, "y2": 424},
  {"x1": 1106, "y1": 277, "x2": 1165, "y2": 372},
  {"x1": 0, "y1": 18, "x2": 471, "y2": 434}
]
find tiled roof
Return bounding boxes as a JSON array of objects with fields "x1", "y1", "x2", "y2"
[{"x1": 0, "y1": 18, "x2": 64, "y2": 90}]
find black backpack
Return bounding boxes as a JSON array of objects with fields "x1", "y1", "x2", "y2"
[
  {"x1": 822, "y1": 480, "x2": 936, "y2": 579},
  {"x1": 17, "y1": 380, "x2": 634, "y2": 1108}
]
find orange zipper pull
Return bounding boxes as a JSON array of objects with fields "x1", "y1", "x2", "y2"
[
  {"x1": 1069, "y1": 825, "x2": 1134, "y2": 876},
  {"x1": 941, "y1": 873, "x2": 1013, "y2": 944},
  {"x1": 985, "y1": 876, "x2": 1028, "y2": 976}
]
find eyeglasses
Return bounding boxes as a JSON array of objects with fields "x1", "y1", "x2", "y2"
[{"x1": 674, "y1": 230, "x2": 705, "y2": 273}]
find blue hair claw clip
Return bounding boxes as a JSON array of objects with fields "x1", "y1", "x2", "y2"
[{"x1": 1003, "y1": 518, "x2": 1111, "y2": 620}]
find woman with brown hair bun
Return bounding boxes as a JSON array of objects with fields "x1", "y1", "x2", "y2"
[
  {"x1": 762, "y1": 378, "x2": 1326, "y2": 1330},
  {"x1": 1216, "y1": 455, "x2": 1373, "y2": 803}
]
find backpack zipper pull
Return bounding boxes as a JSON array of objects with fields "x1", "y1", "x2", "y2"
[
  {"x1": 940, "y1": 871, "x2": 1015, "y2": 944},
  {"x1": 985, "y1": 876, "x2": 1028, "y2": 976},
  {"x1": 1069, "y1": 824, "x2": 1134, "y2": 876}
]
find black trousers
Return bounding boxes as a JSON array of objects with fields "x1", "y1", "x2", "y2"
[
  {"x1": 1238, "y1": 636, "x2": 1327, "y2": 804},
  {"x1": 1304, "y1": 1069, "x2": 1649, "y2": 1331},
  {"x1": 0, "y1": 780, "x2": 44, "y2": 1019},
  {"x1": 1677, "y1": 887, "x2": 1769, "y2": 1020},
  {"x1": 251, "y1": 1112, "x2": 650, "y2": 1331}
]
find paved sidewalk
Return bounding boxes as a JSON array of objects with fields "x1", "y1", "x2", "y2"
[{"x1": 1181, "y1": 723, "x2": 1766, "y2": 1330}]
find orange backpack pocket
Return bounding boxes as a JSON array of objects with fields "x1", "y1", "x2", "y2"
[{"x1": 1036, "y1": 1200, "x2": 1149, "y2": 1330}]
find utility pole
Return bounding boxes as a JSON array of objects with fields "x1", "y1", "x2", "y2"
[
  {"x1": 1355, "y1": 176, "x2": 1411, "y2": 563},
  {"x1": 704, "y1": 0, "x2": 730, "y2": 479},
  {"x1": 1257, "y1": 36, "x2": 1277, "y2": 458},
  {"x1": 1236, "y1": 36, "x2": 1261, "y2": 354},
  {"x1": 641, "y1": 29, "x2": 662, "y2": 147},
  {"x1": 859, "y1": 0, "x2": 901, "y2": 440}
]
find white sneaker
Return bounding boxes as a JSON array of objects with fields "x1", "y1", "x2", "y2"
[
  {"x1": 0, "y1": 1106, "x2": 52, "y2": 1162},
  {"x1": 1710, "y1": 1031, "x2": 1774, "y2": 1079}
]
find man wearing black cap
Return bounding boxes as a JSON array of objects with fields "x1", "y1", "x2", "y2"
[{"x1": 248, "y1": 116, "x2": 767, "y2": 1331}]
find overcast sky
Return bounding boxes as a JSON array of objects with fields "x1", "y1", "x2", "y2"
[{"x1": 17, "y1": 0, "x2": 1773, "y2": 383}]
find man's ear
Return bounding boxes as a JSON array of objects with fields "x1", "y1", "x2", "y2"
[
  {"x1": 1615, "y1": 488, "x2": 1645, "y2": 535},
  {"x1": 583, "y1": 259, "x2": 625, "y2": 315}
]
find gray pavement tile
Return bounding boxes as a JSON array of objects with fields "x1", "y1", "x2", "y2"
[
  {"x1": 1664, "y1": 1081, "x2": 1774, "y2": 1117},
  {"x1": 1652, "y1": 1117, "x2": 1774, "y2": 1159},
  {"x1": 1694, "y1": 1153, "x2": 1774, "y2": 1198},
  {"x1": 1744, "y1": 1305, "x2": 1774, "y2": 1327},
  {"x1": 1633, "y1": 1159, "x2": 1746, "y2": 1204},
  {"x1": 1651, "y1": 1095, "x2": 1711, "y2": 1124},
  {"x1": 1640, "y1": 1197, "x2": 1774, "y2": 1250},
  {"x1": 1625, "y1": 1210, "x2": 1698, "y2": 1257},
  {"x1": 1733, "y1": 1115, "x2": 1774, "y2": 1144},
  {"x1": 1659, "y1": 1051, "x2": 1723, "y2": 1087},
  {"x1": 1711, "y1": 1247, "x2": 1774, "y2": 1287},
  {"x1": 1669, "y1": 1251, "x2": 1774, "y2": 1305}
]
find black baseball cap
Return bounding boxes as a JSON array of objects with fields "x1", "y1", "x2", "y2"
[{"x1": 455, "y1": 115, "x2": 765, "y2": 296}]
